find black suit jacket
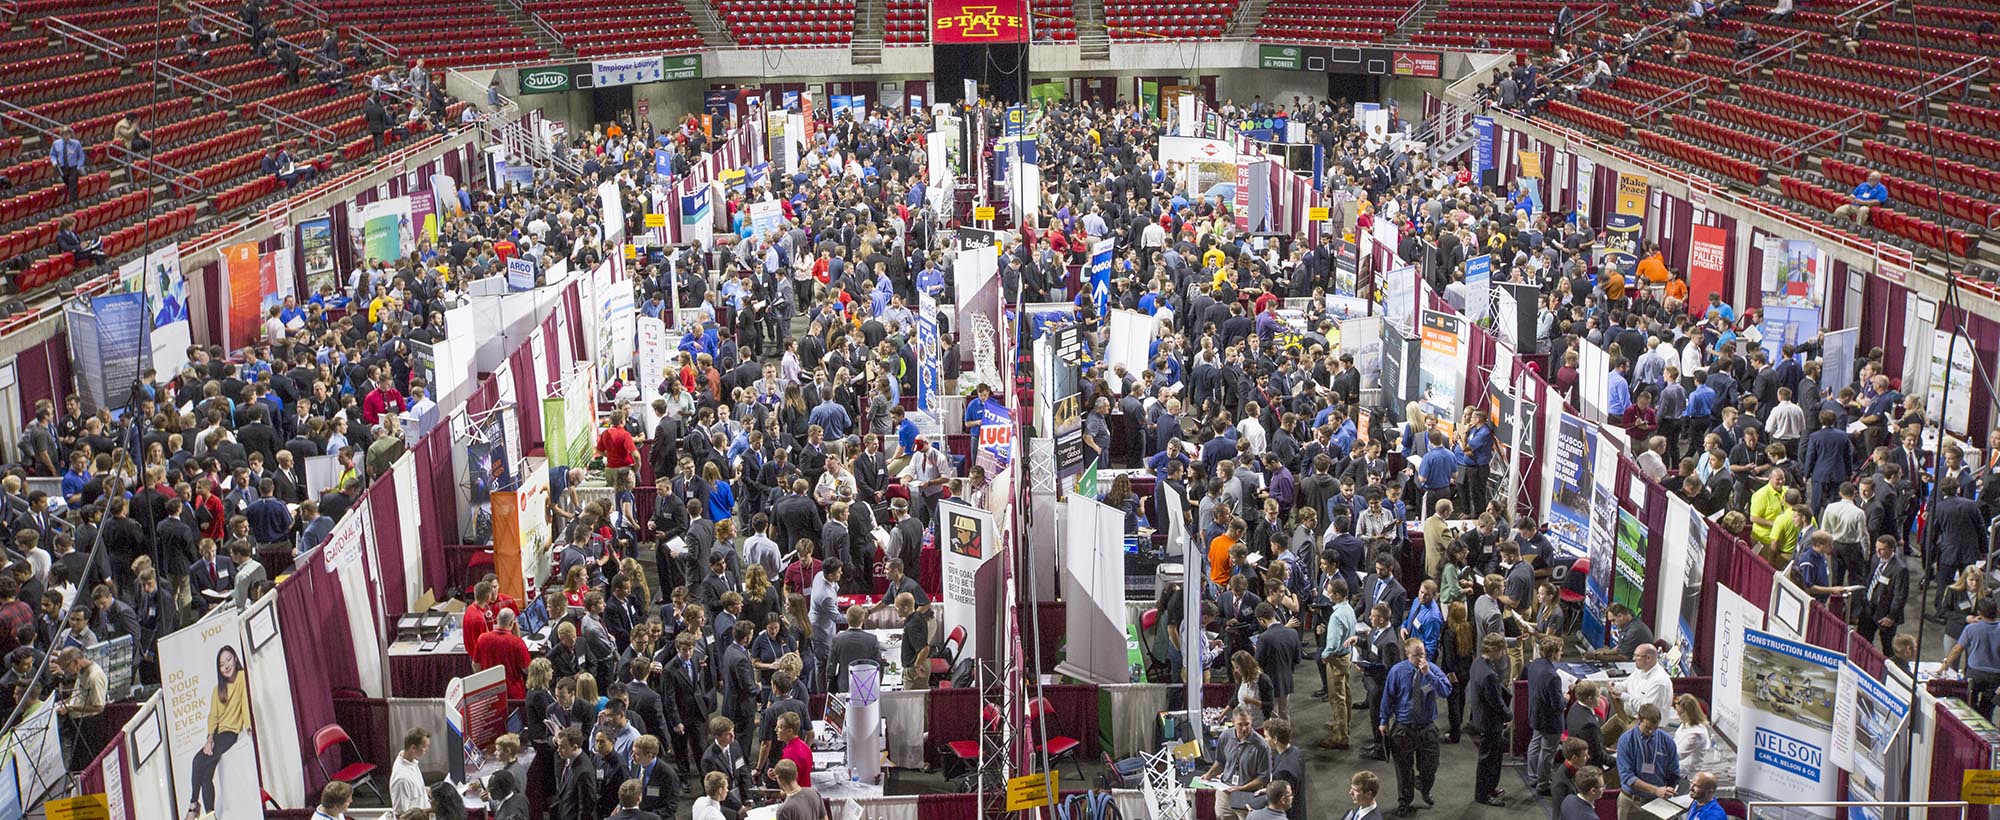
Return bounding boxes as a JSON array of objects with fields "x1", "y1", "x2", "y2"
[
  {"x1": 662, "y1": 654, "x2": 711, "y2": 726},
  {"x1": 699, "y1": 741, "x2": 744, "y2": 804},
  {"x1": 721, "y1": 642, "x2": 759, "y2": 721},
  {"x1": 625, "y1": 679, "x2": 669, "y2": 739},
  {"x1": 629, "y1": 757, "x2": 681, "y2": 815},
  {"x1": 1254, "y1": 624, "x2": 1301, "y2": 698},
  {"x1": 1863, "y1": 555, "x2": 1910, "y2": 625},
  {"x1": 1469, "y1": 655, "x2": 1509, "y2": 730},
  {"x1": 1525, "y1": 658, "x2": 1564, "y2": 733},
  {"x1": 1362, "y1": 574, "x2": 1409, "y2": 626},
  {"x1": 552, "y1": 752, "x2": 601, "y2": 820}
]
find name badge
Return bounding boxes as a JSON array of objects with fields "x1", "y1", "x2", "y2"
[
  {"x1": 1640, "y1": 759, "x2": 1657, "y2": 776},
  {"x1": 646, "y1": 786, "x2": 661, "y2": 797}
]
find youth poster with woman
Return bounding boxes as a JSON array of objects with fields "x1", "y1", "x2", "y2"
[{"x1": 161, "y1": 609, "x2": 259, "y2": 820}]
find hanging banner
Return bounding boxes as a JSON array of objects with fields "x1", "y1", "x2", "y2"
[
  {"x1": 1772, "y1": 239, "x2": 1824, "y2": 308},
  {"x1": 1549, "y1": 412, "x2": 1596, "y2": 562},
  {"x1": 592, "y1": 54, "x2": 665, "y2": 88},
  {"x1": 1379, "y1": 321, "x2": 1417, "y2": 424},
  {"x1": 1416, "y1": 309, "x2": 1464, "y2": 434},
  {"x1": 1612, "y1": 509, "x2": 1646, "y2": 620},
  {"x1": 916, "y1": 295, "x2": 942, "y2": 435},
  {"x1": 681, "y1": 184, "x2": 713, "y2": 251},
  {"x1": 160, "y1": 609, "x2": 259, "y2": 820},
  {"x1": 1463, "y1": 253, "x2": 1491, "y2": 323},
  {"x1": 1654, "y1": 496, "x2": 1709, "y2": 675},
  {"x1": 1687, "y1": 224, "x2": 1728, "y2": 315},
  {"x1": 1926, "y1": 329, "x2": 1975, "y2": 437},
  {"x1": 1586, "y1": 433, "x2": 1618, "y2": 646},
  {"x1": 1381, "y1": 263, "x2": 1417, "y2": 331},
  {"x1": 1736, "y1": 628, "x2": 1841, "y2": 818},
  {"x1": 298, "y1": 217, "x2": 337, "y2": 297},
  {"x1": 144, "y1": 242, "x2": 191, "y2": 378},
  {"x1": 940, "y1": 502, "x2": 1002, "y2": 661},
  {"x1": 1473, "y1": 116, "x2": 1494, "y2": 178},
  {"x1": 635, "y1": 315, "x2": 668, "y2": 429},
  {"x1": 1713, "y1": 585, "x2": 1765, "y2": 742},
  {"x1": 1603, "y1": 172, "x2": 1648, "y2": 278},
  {"x1": 1831, "y1": 662, "x2": 1910, "y2": 820},
  {"x1": 1089, "y1": 238, "x2": 1115, "y2": 318},
  {"x1": 95, "y1": 293, "x2": 148, "y2": 413},
  {"x1": 224, "y1": 242, "x2": 261, "y2": 350},
  {"x1": 359, "y1": 197, "x2": 414, "y2": 262}
]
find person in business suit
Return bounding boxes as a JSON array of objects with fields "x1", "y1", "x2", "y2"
[
  {"x1": 1548, "y1": 738, "x2": 1592, "y2": 820},
  {"x1": 1929, "y1": 486, "x2": 1990, "y2": 618},
  {"x1": 551, "y1": 727, "x2": 600, "y2": 820},
  {"x1": 1363, "y1": 553, "x2": 1409, "y2": 627},
  {"x1": 698, "y1": 715, "x2": 745, "y2": 813},
  {"x1": 826, "y1": 605, "x2": 879, "y2": 694},
  {"x1": 55, "y1": 215, "x2": 104, "y2": 266},
  {"x1": 132, "y1": 569, "x2": 177, "y2": 685},
  {"x1": 592, "y1": 729, "x2": 630, "y2": 818},
  {"x1": 628, "y1": 735, "x2": 680, "y2": 818},
  {"x1": 1341, "y1": 770, "x2": 1384, "y2": 820},
  {"x1": 1253, "y1": 602, "x2": 1301, "y2": 721},
  {"x1": 1563, "y1": 766, "x2": 1606, "y2": 820},
  {"x1": 1356, "y1": 603, "x2": 1401, "y2": 760},
  {"x1": 661, "y1": 633, "x2": 710, "y2": 775},
  {"x1": 720, "y1": 621, "x2": 760, "y2": 756},
  {"x1": 187, "y1": 537, "x2": 234, "y2": 616},
  {"x1": 624, "y1": 659, "x2": 669, "y2": 741},
  {"x1": 1524, "y1": 636, "x2": 1566, "y2": 796},
  {"x1": 1857, "y1": 535, "x2": 1910, "y2": 656},
  {"x1": 1468, "y1": 633, "x2": 1510, "y2": 806},
  {"x1": 606, "y1": 778, "x2": 660, "y2": 820},
  {"x1": 1565, "y1": 681, "x2": 1610, "y2": 768}
]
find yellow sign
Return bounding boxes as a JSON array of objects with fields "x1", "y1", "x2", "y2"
[
  {"x1": 644, "y1": 213, "x2": 666, "y2": 228},
  {"x1": 1517, "y1": 150, "x2": 1543, "y2": 179},
  {"x1": 1005, "y1": 771, "x2": 1059, "y2": 811},
  {"x1": 44, "y1": 795, "x2": 109, "y2": 820},
  {"x1": 1616, "y1": 172, "x2": 1650, "y2": 217},
  {"x1": 974, "y1": 205, "x2": 996, "y2": 222},
  {"x1": 623, "y1": 244, "x2": 637, "y2": 259},
  {"x1": 1308, "y1": 206, "x2": 1330, "y2": 222},
  {"x1": 1967, "y1": 770, "x2": 2000, "y2": 805}
]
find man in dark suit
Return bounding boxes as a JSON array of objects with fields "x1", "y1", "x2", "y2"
[
  {"x1": 628, "y1": 735, "x2": 680, "y2": 818},
  {"x1": 1524, "y1": 636, "x2": 1566, "y2": 796},
  {"x1": 1857, "y1": 535, "x2": 1910, "y2": 656},
  {"x1": 771, "y1": 481, "x2": 822, "y2": 560},
  {"x1": 755, "y1": 672, "x2": 808, "y2": 778},
  {"x1": 1363, "y1": 553, "x2": 1409, "y2": 627},
  {"x1": 133, "y1": 569, "x2": 178, "y2": 685},
  {"x1": 624, "y1": 659, "x2": 669, "y2": 741},
  {"x1": 271, "y1": 451, "x2": 305, "y2": 504},
  {"x1": 551, "y1": 727, "x2": 600, "y2": 820},
  {"x1": 826, "y1": 606, "x2": 880, "y2": 694},
  {"x1": 660, "y1": 633, "x2": 710, "y2": 774},
  {"x1": 1930, "y1": 486, "x2": 1990, "y2": 617},
  {"x1": 720, "y1": 622, "x2": 761, "y2": 758},
  {"x1": 1468, "y1": 633, "x2": 1511, "y2": 807},
  {"x1": 1254, "y1": 603, "x2": 1302, "y2": 721},
  {"x1": 1799, "y1": 412, "x2": 1853, "y2": 513},
  {"x1": 699, "y1": 715, "x2": 746, "y2": 812},
  {"x1": 237, "y1": 407, "x2": 283, "y2": 466}
]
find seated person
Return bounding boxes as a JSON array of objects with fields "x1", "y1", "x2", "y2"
[
  {"x1": 113, "y1": 113, "x2": 152, "y2": 153},
  {"x1": 261, "y1": 146, "x2": 316, "y2": 188},
  {"x1": 1834, "y1": 171, "x2": 1888, "y2": 225},
  {"x1": 55, "y1": 215, "x2": 105, "y2": 266}
]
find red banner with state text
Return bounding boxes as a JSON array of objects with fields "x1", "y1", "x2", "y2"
[
  {"x1": 1687, "y1": 224, "x2": 1728, "y2": 315},
  {"x1": 932, "y1": 0, "x2": 1029, "y2": 43}
]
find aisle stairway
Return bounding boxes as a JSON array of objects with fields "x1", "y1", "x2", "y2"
[{"x1": 1075, "y1": 0, "x2": 1110, "y2": 59}]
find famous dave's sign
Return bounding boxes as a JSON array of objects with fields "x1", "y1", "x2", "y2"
[{"x1": 933, "y1": 0, "x2": 1029, "y2": 43}]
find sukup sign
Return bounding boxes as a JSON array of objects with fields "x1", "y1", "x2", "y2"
[
  {"x1": 933, "y1": 0, "x2": 1028, "y2": 43},
  {"x1": 519, "y1": 65, "x2": 575, "y2": 95}
]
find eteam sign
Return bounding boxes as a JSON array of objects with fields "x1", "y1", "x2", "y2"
[
  {"x1": 1392, "y1": 51, "x2": 1442, "y2": 78},
  {"x1": 519, "y1": 65, "x2": 576, "y2": 95},
  {"x1": 933, "y1": 0, "x2": 1028, "y2": 43}
]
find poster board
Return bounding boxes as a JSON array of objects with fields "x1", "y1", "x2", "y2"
[
  {"x1": 159, "y1": 609, "x2": 259, "y2": 820},
  {"x1": 1735, "y1": 628, "x2": 1841, "y2": 819},
  {"x1": 939, "y1": 501, "x2": 1001, "y2": 660}
]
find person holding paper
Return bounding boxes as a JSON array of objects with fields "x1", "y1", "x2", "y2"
[{"x1": 1613, "y1": 704, "x2": 1680, "y2": 820}]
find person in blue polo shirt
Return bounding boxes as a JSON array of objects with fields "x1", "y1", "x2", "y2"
[
  {"x1": 1615, "y1": 703, "x2": 1681, "y2": 820},
  {"x1": 1835, "y1": 170, "x2": 1888, "y2": 225}
]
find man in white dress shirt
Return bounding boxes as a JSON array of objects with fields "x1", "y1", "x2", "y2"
[
  {"x1": 389, "y1": 728, "x2": 432, "y2": 814},
  {"x1": 1604, "y1": 643, "x2": 1674, "y2": 743}
]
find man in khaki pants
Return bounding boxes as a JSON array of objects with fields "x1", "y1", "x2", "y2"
[{"x1": 1316, "y1": 578, "x2": 1357, "y2": 750}]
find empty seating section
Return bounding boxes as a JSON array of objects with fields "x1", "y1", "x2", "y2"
[
  {"x1": 713, "y1": 0, "x2": 856, "y2": 47},
  {"x1": 1636, "y1": 131, "x2": 1764, "y2": 186},
  {"x1": 316, "y1": 0, "x2": 545, "y2": 67},
  {"x1": 1030, "y1": 0, "x2": 1077, "y2": 41},
  {"x1": 1103, "y1": 0, "x2": 1239, "y2": 40},
  {"x1": 1541, "y1": 100, "x2": 1625, "y2": 140},
  {"x1": 1413, "y1": 0, "x2": 1605, "y2": 51},
  {"x1": 1669, "y1": 114, "x2": 1801, "y2": 168},
  {"x1": 1947, "y1": 104, "x2": 2000, "y2": 134},
  {"x1": 885, "y1": 0, "x2": 930, "y2": 44},
  {"x1": 1254, "y1": 0, "x2": 1410, "y2": 43},
  {"x1": 522, "y1": 0, "x2": 701, "y2": 58},
  {"x1": 1859, "y1": 140, "x2": 2000, "y2": 200}
]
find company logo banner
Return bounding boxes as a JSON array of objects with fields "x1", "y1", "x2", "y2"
[{"x1": 933, "y1": 0, "x2": 1028, "y2": 43}]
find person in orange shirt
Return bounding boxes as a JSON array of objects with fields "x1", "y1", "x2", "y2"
[
  {"x1": 1209, "y1": 517, "x2": 1245, "y2": 588},
  {"x1": 1636, "y1": 247, "x2": 1673, "y2": 285}
]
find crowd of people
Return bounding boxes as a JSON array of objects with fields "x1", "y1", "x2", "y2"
[{"x1": 2, "y1": 76, "x2": 1997, "y2": 820}]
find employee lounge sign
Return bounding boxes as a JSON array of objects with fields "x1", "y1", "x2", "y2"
[{"x1": 517, "y1": 55, "x2": 702, "y2": 95}]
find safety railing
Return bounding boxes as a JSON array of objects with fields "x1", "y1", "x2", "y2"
[
  {"x1": 276, "y1": 0, "x2": 328, "y2": 25},
  {"x1": 350, "y1": 27, "x2": 399, "y2": 63},
  {"x1": 42, "y1": 17, "x2": 128, "y2": 62},
  {"x1": 255, "y1": 101, "x2": 338, "y2": 148},
  {"x1": 0, "y1": 99, "x2": 65, "y2": 140},
  {"x1": 187, "y1": 0, "x2": 250, "y2": 37},
  {"x1": 157, "y1": 61, "x2": 234, "y2": 105},
  {"x1": 100, "y1": 140, "x2": 206, "y2": 198},
  {"x1": 1631, "y1": 74, "x2": 1707, "y2": 120}
]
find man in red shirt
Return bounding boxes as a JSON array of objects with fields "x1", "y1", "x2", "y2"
[
  {"x1": 460, "y1": 580, "x2": 494, "y2": 655},
  {"x1": 766, "y1": 712, "x2": 814, "y2": 783},
  {"x1": 473, "y1": 608, "x2": 532, "y2": 699},
  {"x1": 596, "y1": 408, "x2": 638, "y2": 488},
  {"x1": 361, "y1": 377, "x2": 403, "y2": 425}
]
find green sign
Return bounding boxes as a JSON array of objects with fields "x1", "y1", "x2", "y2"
[
  {"x1": 662, "y1": 54, "x2": 702, "y2": 81},
  {"x1": 1259, "y1": 44, "x2": 1302, "y2": 70},
  {"x1": 519, "y1": 66, "x2": 575, "y2": 95}
]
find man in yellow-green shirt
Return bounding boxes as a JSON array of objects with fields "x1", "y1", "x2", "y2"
[{"x1": 1748, "y1": 472, "x2": 1789, "y2": 550}]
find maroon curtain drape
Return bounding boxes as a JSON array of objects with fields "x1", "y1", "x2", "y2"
[
  {"x1": 511, "y1": 345, "x2": 543, "y2": 453},
  {"x1": 924, "y1": 686, "x2": 980, "y2": 767},
  {"x1": 369, "y1": 480, "x2": 407, "y2": 617},
  {"x1": 278, "y1": 556, "x2": 346, "y2": 796},
  {"x1": 1932, "y1": 705, "x2": 1999, "y2": 820},
  {"x1": 1804, "y1": 602, "x2": 1849, "y2": 653},
  {"x1": 1037, "y1": 684, "x2": 1102, "y2": 758}
]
